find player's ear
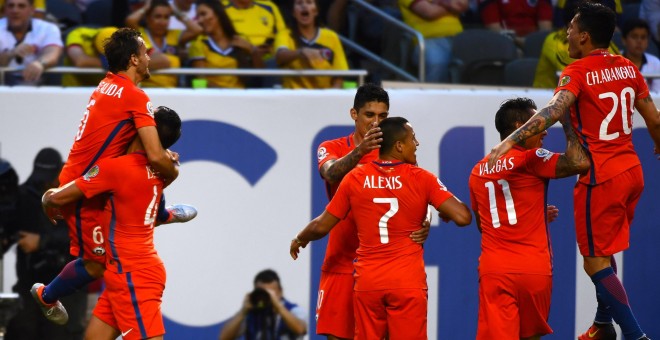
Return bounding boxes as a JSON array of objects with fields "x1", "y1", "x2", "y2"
[{"x1": 350, "y1": 108, "x2": 358, "y2": 121}]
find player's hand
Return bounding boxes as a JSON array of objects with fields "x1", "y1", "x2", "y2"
[
  {"x1": 290, "y1": 237, "x2": 308, "y2": 260},
  {"x1": 487, "y1": 139, "x2": 515, "y2": 169},
  {"x1": 41, "y1": 189, "x2": 63, "y2": 224},
  {"x1": 410, "y1": 211, "x2": 431, "y2": 244},
  {"x1": 167, "y1": 150, "x2": 180, "y2": 165},
  {"x1": 17, "y1": 231, "x2": 40, "y2": 253},
  {"x1": 546, "y1": 204, "x2": 559, "y2": 223},
  {"x1": 356, "y1": 122, "x2": 383, "y2": 157}
]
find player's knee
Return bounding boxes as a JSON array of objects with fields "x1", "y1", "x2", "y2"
[{"x1": 83, "y1": 260, "x2": 106, "y2": 278}]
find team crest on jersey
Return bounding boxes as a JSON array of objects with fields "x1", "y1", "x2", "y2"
[
  {"x1": 83, "y1": 165, "x2": 100, "y2": 181},
  {"x1": 437, "y1": 178, "x2": 447, "y2": 191},
  {"x1": 535, "y1": 148, "x2": 554, "y2": 161},
  {"x1": 146, "y1": 101, "x2": 155, "y2": 117},
  {"x1": 317, "y1": 147, "x2": 328, "y2": 161},
  {"x1": 93, "y1": 246, "x2": 106, "y2": 256},
  {"x1": 261, "y1": 16, "x2": 268, "y2": 26},
  {"x1": 559, "y1": 75, "x2": 570, "y2": 87}
]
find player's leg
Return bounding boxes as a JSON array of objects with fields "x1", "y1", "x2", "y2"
[
  {"x1": 155, "y1": 194, "x2": 198, "y2": 225},
  {"x1": 576, "y1": 167, "x2": 648, "y2": 340},
  {"x1": 106, "y1": 265, "x2": 167, "y2": 340},
  {"x1": 316, "y1": 271, "x2": 355, "y2": 340},
  {"x1": 476, "y1": 273, "x2": 520, "y2": 340},
  {"x1": 354, "y1": 290, "x2": 387, "y2": 340},
  {"x1": 85, "y1": 290, "x2": 120, "y2": 340},
  {"x1": 32, "y1": 198, "x2": 106, "y2": 324},
  {"x1": 85, "y1": 316, "x2": 120, "y2": 340},
  {"x1": 385, "y1": 288, "x2": 427, "y2": 340},
  {"x1": 516, "y1": 273, "x2": 552, "y2": 340}
]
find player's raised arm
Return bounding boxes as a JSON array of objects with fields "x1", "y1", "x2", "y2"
[
  {"x1": 320, "y1": 123, "x2": 382, "y2": 184},
  {"x1": 138, "y1": 125, "x2": 179, "y2": 183},
  {"x1": 635, "y1": 95, "x2": 660, "y2": 155},
  {"x1": 488, "y1": 90, "x2": 576, "y2": 168},
  {"x1": 289, "y1": 211, "x2": 341, "y2": 260}
]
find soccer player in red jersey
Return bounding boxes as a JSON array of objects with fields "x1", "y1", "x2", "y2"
[
  {"x1": 487, "y1": 3, "x2": 660, "y2": 339},
  {"x1": 315, "y1": 84, "x2": 429, "y2": 340},
  {"x1": 292, "y1": 117, "x2": 472, "y2": 339},
  {"x1": 42, "y1": 107, "x2": 182, "y2": 340},
  {"x1": 31, "y1": 28, "x2": 180, "y2": 326},
  {"x1": 470, "y1": 98, "x2": 589, "y2": 340}
]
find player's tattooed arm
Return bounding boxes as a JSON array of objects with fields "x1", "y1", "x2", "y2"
[
  {"x1": 320, "y1": 124, "x2": 383, "y2": 183},
  {"x1": 320, "y1": 150, "x2": 364, "y2": 184},
  {"x1": 488, "y1": 90, "x2": 576, "y2": 168},
  {"x1": 555, "y1": 109, "x2": 590, "y2": 177},
  {"x1": 509, "y1": 90, "x2": 574, "y2": 144}
]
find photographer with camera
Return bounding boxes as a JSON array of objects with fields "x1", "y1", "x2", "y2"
[
  {"x1": 219, "y1": 269, "x2": 307, "y2": 340},
  {"x1": 4, "y1": 148, "x2": 87, "y2": 340}
]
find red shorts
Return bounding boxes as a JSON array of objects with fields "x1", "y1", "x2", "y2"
[
  {"x1": 93, "y1": 264, "x2": 166, "y2": 340},
  {"x1": 354, "y1": 288, "x2": 427, "y2": 340},
  {"x1": 574, "y1": 166, "x2": 643, "y2": 257},
  {"x1": 315, "y1": 271, "x2": 355, "y2": 338},
  {"x1": 477, "y1": 273, "x2": 552, "y2": 339},
  {"x1": 62, "y1": 195, "x2": 107, "y2": 262}
]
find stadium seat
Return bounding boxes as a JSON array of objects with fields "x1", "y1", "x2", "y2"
[
  {"x1": 82, "y1": 0, "x2": 113, "y2": 27},
  {"x1": 504, "y1": 58, "x2": 539, "y2": 87},
  {"x1": 449, "y1": 29, "x2": 518, "y2": 85},
  {"x1": 612, "y1": 30, "x2": 624, "y2": 51},
  {"x1": 46, "y1": 0, "x2": 82, "y2": 32},
  {"x1": 621, "y1": 3, "x2": 641, "y2": 27},
  {"x1": 523, "y1": 30, "x2": 551, "y2": 58}
]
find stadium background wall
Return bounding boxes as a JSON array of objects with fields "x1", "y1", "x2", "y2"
[{"x1": 1, "y1": 87, "x2": 657, "y2": 339}]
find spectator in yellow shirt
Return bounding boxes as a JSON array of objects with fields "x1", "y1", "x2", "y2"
[
  {"x1": 275, "y1": 0, "x2": 348, "y2": 89},
  {"x1": 62, "y1": 26, "x2": 116, "y2": 87},
  {"x1": 533, "y1": 0, "x2": 619, "y2": 88},
  {"x1": 189, "y1": 0, "x2": 260, "y2": 88},
  {"x1": 125, "y1": 0, "x2": 202, "y2": 87}
]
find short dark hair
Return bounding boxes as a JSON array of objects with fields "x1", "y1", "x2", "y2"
[
  {"x1": 379, "y1": 117, "x2": 409, "y2": 156},
  {"x1": 575, "y1": 2, "x2": 616, "y2": 49},
  {"x1": 353, "y1": 83, "x2": 389, "y2": 111},
  {"x1": 254, "y1": 269, "x2": 281, "y2": 288},
  {"x1": 154, "y1": 106, "x2": 182, "y2": 149},
  {"x1": 494, "y1": 98, "x2": 537, "y2": 140},
  {"x1": 104, "y1": 28, "x2": 143, "y2": 74},
  {"x1": 622, "y1": 18, "x2": 651, "y2": 38}
]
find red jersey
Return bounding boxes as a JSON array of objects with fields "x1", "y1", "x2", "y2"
[
  {"x1": 60, "y1": 72, "x2": 155, "y2": 184},
  {"x1": 316, "y1": 134, "x2": 379, "y2": 273},
  {"x1": 557, "y1": 51, "x2": 650, "y2": 185},
  {"x1": 479, "y1": 0, "x2": 553, "y2": 37},
  {"x1": 75, "y1": 152, "x2": 163, "y2": 273},
  {"x1": 327, "y1": 160, "x2": 454, "y2": 291},
  {"x1": 469, "y1": 146, "x2": 559, "y2": 276}
]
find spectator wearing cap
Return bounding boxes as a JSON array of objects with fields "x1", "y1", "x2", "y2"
[
  {"x1": 0, "y1": 0, "x2": 63, "y2": 85},
  {"x1": 4, "y1": 148, "x2": 87, "y2": 340},
  {"x1": 62, "y1": 26, "x2": 117, "y2": 87}
]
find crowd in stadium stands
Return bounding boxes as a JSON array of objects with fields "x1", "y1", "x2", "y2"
[{"x1": 0, "y1": 0, "x2": 659, "y2": 88}]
